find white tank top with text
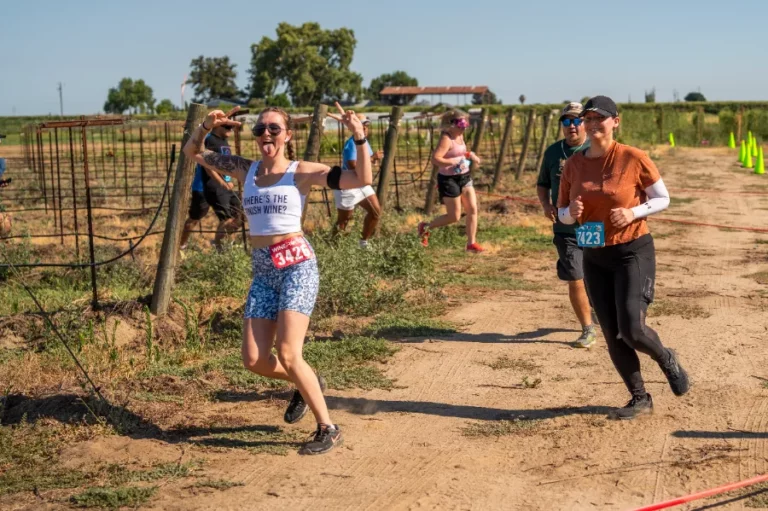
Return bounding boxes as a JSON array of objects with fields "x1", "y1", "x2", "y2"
[{"x1": 242, "y1": 160, "x2": 305, "y2": 236}]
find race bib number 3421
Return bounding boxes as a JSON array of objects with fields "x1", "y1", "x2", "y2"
[
  {"x1": 576, "y1": 222, "x2": 605, "y2": 248},
  {"x1": 269, "y1": 237, "x2": 314, "y2": 269}
]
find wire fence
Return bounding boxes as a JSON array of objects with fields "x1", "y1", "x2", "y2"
[{"x1": 0, "y1": 107, "x2": 574, "y2": 309}]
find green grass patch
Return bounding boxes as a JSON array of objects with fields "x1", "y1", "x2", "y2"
[
  {"x1": 755, "y1": 238, "x2": 768, "y2": 245},
  {"x1": 364, "y1": 313, "x2": 457, "y2": 338},
  {"x1": 0, "y1": 421, "x2": 89, "y2": 496},
  {"x1": 648, "y1": 299, "x2": 711, "y2": 319},
  {"x1": 105, "y1": 461, "x2": 197, "y2": 485},
  {"x1": 748, "y1": 271, "x2": 768, "y2": 285},
  {"x1": 305, "y1": 336, "x2": 397, "y2": 390},
  {"x1": 70, "y1": 486, "x2": 157, "y2": 509},
  {"x1": 484, "y1": 355, "x2": 540, "y2": 372},
  {"x1": 462, "y1": 418, "x2": 540, "y2": 438},
  {"x1": 669, "y1": 196, "x2": 697, "y2": 206},
  {"x1": 181, "y1": 424, "x2": 303, "y2": 456},
  {"x1": 454, "y1": 272, "x2": 540, "y2": 291},
  {"x1": 192, "y1": 479, "x2": 244, "y2": 490}
]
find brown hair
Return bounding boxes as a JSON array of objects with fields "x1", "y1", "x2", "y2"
[
  {"x1": 439, "y1": 108, "x2": 469, "y2": 131},
  {"x1": 256, "y1": 106, "x2": 296, "y2": 160}
]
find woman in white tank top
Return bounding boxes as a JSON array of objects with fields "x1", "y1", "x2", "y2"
[{"x1": 183, "y1": 103, "x2": 371, "y2": 455}]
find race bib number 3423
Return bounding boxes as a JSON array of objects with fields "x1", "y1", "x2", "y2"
[
  {"x1": 269, "y1": 237, "x2": 314, "y2": 269},
  {"x1": 576, "y1": 222, "x2": 605, "y2": 248}
]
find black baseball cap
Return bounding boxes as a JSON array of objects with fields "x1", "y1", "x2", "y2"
[{"x1": 580, "y1": 96, "x2": 618, "y2": 118}]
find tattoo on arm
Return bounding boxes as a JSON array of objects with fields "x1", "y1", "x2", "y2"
[{"x1": 201, "y1": 151, "x2": 252, "y2": 177}]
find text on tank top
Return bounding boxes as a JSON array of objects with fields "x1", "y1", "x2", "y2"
[{"x1": 242, "y1": 160, "x2": 306, "y2": 236}]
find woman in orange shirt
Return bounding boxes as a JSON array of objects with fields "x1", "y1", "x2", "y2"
[{"x1": 557, "y1": 96, "x2": 689, "y2": 420}]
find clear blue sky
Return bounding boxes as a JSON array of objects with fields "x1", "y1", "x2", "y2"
[{"x1": 1, "y1": 0, "x2": 766, "y2": 116}]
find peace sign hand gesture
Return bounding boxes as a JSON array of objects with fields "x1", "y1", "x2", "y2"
[
  {"x1": 203, "y1": 106, "x2": 242, "y2": 131},
  {"x1": 326, "y1": 102, "x2": 365, "y2": 140}
]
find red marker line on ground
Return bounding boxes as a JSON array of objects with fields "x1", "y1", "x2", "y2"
[{"x1": 631, "y1": 473, "x2": 768, "y2": 511}]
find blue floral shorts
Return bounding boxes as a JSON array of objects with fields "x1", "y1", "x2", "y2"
[{"x1": 244, "y1": 242, "x2": 319, "y2": 320}]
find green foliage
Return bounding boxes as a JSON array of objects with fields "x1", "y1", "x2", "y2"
[
  {"x1": 266, "y1": 93, "x2": 292, "y2": 108},
  {"x1": 176, "y1": 244, "x2": 252, "y2": 299},
  {"x1": 645, "y1": 88, "x2": 656, "y2": 103},
  {"x1": 248, "y1": 22, "x2": 363, "y2": 106},
  {"x1": 103, "y1": 78, "x2": 155, "y2": 114},
  {"x1": 70, "y1": 486, "x2": 157, "y2": 508},
  {"x1": 0, "y1": 422, "x2": 89, "y2": 496},
  {"x1": 684, "y1": 91, "x2": 707, "y2": 102},
  {"x1": 367, "y1": 71, "x2": 418, "y2": 105},
  {"x1": 303, "y1": 336, "x2": 397, "y2": 389},
  {"x1": 310, "y1": 227, "x2": 440, "y2": 319},
  {"x1": 473, "y1": 90, "x2": 502, "y2": 105},
  {"x1": 188, "y1": 55, "x2": 242, "y2": 103},
  {"x1": 155, "y1": 99, "x2": 177, "y2": 114}
]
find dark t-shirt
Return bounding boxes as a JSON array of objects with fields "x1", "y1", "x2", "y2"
[
  {"x1": 536, "y1": 138, "x2": 589, "y2": 235},
  {"x1": 200, "y1": 133, "x2": 232, "y2": 191}
]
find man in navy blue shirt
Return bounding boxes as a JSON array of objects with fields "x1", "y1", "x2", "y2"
[
  {"x1": 333, "y1": 115, "x2": 382, "y2": 247},
  {"x1": 180, "y1": 124, "x2": 243, "y2": 250}
]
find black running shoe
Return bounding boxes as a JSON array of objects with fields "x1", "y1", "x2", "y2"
[
  {"x1": 283, "y1": 374, "x2": 327, "y2": 424},
  {"x1": 609, "y1": 394, "x2": 654, "y2": 420},
  {"x1": 300, "y1": 424, "x2": 343, "y2": 455},
  {"x1": 659, "y1": 349, "x2": 690, "y2": 396}
]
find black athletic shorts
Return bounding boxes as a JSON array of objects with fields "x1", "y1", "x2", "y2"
[
  {"x1": 189, "y1": 187, "x2": 242, "y2": 222},
  {"x1": 437, "y1": 172, "x2": 473, "y2": 201},
  {"x1": 553, "y1": 233, "x2": 584, "y2": 281}
]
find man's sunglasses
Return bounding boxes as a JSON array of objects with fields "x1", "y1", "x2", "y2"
[
  {"x1": 561, "y1": 118, "x2": 583, "y2": 127},
  {"x1": 252, "y1": 123, "x2": 284, "y2": 137}
]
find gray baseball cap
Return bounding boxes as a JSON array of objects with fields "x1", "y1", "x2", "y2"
[{"x1": 560, "y1": 102, "x2": 583, "y2": 120}]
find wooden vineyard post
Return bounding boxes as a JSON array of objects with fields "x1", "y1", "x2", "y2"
[
  {"x1": 150, "y1": 103, "x2": 207, "y2": 316},
  {"x1": 300, "y1": 103, "x2": 328, "y2": 227},
  {"x1": 376, "y1": 106, "x2": 404, "y2": 210},
  {"x1": 491, "y1": 108, "x2": 515, "y2": 191},
  {"x1": 534, "y1": 111, "x2": 555, "y2": 174},
  {"x1": 515, "y1": 110, "x2": 536, "y2": 180}
]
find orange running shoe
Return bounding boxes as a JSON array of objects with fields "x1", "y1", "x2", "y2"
[
  {"x1": 466, "y1": 242, "x2": 485, "y2": 253},
  {"x1": 418, "y1": 221, "x2": 430, "y2": 247}
]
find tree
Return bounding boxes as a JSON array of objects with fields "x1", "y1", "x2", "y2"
[
  {"x1": 367, "y1": 71, "x2": 418, "y2": 105},
  {"x1": 684, "y1": 91, "x2": 706, "y2": 102},
  {"x1": 187, "y1": 56, "x2": 242, "y2": 103},
  {"x1": 155, "y1": 99, "x2": 177, "y2": 114},
  {"x1": 473, "y1": 90, "x2": 502, "y2": 105},
  {"x1": 645, "y1": 88, "x2": 656, "y2": 103},
  {"x1": 103, "y1": 78, "x2": 155, "y2": 114},
  {"x1": 519, "y1": 94, "x2": 526, "y2": 105},
  {"x1": 266, "y1": 93, "x2": 292, "y2": 108},
  {"x1": 248, "y1": 22, "x2": 363, "y2": 106}
]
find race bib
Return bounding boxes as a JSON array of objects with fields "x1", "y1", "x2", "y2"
[
  {"x1": 576, "y1": 222, "x2": 605, "y2": 248},
  {"x1": 269, "y1": 237, "x2": 314, "y2": 269}
]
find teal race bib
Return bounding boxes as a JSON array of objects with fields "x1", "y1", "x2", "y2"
[{"x1": 576, "y1": 222, "x2": 605, "y2": 248}]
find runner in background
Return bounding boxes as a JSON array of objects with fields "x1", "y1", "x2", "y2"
[
  {"x1": 558, "y1": 96, "x2": 689, "y2": 420},
  {"x1": 419, "y1": 109, "x2": 484, "y2": 252},
  {"x1": 180, "y1": 123, "x2": 243, "y2": 252},
  {"x1": 537, "y1": 102, "x2": 597, "y2": 348},
  {"x1": 333, "y1": 114, "x2": 383, "y2": 248}
]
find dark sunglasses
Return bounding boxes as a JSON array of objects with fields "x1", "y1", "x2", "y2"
[
  {"x1": 252, "y1": 123, "x2": 284, "y2": 137},
  {"x1": 561, "y1": 118, "x2": 583, "y2": 127}
]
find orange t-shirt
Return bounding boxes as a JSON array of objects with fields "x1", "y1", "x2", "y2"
[{"x1": 557, "y1": 142, "x2": 661, "y2": 246}]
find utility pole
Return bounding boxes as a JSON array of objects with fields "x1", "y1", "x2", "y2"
[{"x1": 57, "y1": 82, "x2": 63, "y2": 117}]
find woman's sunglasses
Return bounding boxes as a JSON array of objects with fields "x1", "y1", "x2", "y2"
[
  {"x1": 561, "y1": 118, "x2": 583, "y2": 127},
  {"x1": 252, "y1": 123, "x2": 284, "y2": 137}
]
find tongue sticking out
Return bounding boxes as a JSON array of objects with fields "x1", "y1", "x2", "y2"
[{"x1": 262, "y1": 142, "x2": 276, "y2": 155}]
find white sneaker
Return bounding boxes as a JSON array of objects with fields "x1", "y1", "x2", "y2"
[{"x1": 359, "y1": 239, "x2": 370, "y2": 249}]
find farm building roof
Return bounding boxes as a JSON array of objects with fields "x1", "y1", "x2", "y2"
[{"x1": 379, "y1": 86, "x2": 489, "y2": 97}]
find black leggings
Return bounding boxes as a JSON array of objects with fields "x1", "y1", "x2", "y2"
[{"x1": 583, "y1": 234, "x2": 666, "y2": 397}]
